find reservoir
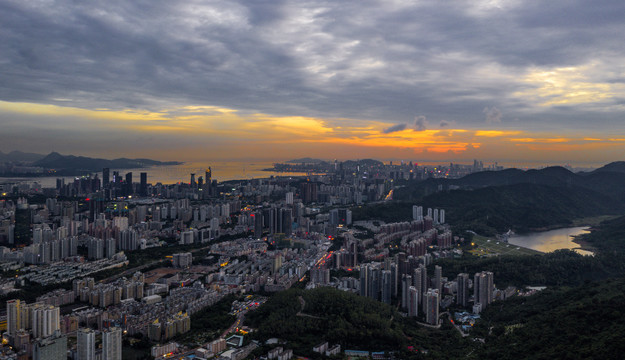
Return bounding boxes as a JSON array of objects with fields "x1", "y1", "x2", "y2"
[{"x1": 507, "y1": 226, "x2": 593, "y2": 256}]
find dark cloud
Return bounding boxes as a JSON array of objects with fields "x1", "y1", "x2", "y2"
[
  {"x1": 483, "y1": 107, "x2": 502, "y2": 124},
  {"x1": 382, "y1": 123, "x2": 407, "y2": 133},
  {"x1": 414, "y1": 116, "x2": 428, "y2": 131},
  {"x1": 0, "y1": 0, "x2": 624, "y2": 132},
  {"x1": 439, "y1": 120, "x2": 451, "y2": 128}
]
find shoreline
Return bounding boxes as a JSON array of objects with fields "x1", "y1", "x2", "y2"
[{"x1": 571, "y1": 234, "x2": 598, "y2": 254}]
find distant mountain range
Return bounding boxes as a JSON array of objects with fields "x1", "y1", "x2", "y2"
[
  {"x1": 285, "y1": 157, "x2": 327, "y2": 164},
  {"x1": 0, "y1": 150, "x2": 45, "y2": 162},
  {"x1": 0, "y1": 151, "x2": 182, "y2": 174}
]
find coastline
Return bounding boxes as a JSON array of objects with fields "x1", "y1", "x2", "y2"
[{"x1": 571, "y1": 234, "x2": 597, "y2": 254}]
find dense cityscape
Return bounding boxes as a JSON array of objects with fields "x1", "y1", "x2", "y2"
[
  {"x1": 3, "y1": 0, "x2": 625, "y2": 359},
  {"x1": 0, "y1": 159, "x2": 519, "y2": 359}
]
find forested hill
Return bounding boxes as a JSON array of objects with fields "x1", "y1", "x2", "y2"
[
  {"x1": 32, "y1": 152, "x2": 181, "y2": 172},
  {"x1": 245, "y1": 287, "x2": 472, "y2": 358},
  {"x1": 419, "y1": 183, "x2": 623, "y2": 234},
  {"x1": 474, "y1": 276, "x2": 625, "y2": 359},
  {"x1": 355, "y1": 182, "x2": 624, "y2": 235},
  {"x1": 396, "y1": 162, "x2": 625, "y2": 202}
]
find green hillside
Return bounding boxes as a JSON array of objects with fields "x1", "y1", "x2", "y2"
[{"x1": 473, "y1": 277, "x2": 625, "y2": 359}]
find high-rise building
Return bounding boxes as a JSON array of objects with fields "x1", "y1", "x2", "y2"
[
  {"x1": 390, "y1": 263, "x2": 399, "y2": 297},
  {"x1": 368, "y1": 266, "x2": 380, "y2": 301},
  {"x1": 102, "y1": 327, "x2": 122, "y2": 360},
  {"x1": 280, "y1": 208, "x2": 293, "y2": 235},
  {"x1": 434, "y1": 265, "x2": 442, "y2": 294},
  {"x1": 33, "y1": 332, "x2": 67, "y2": 360},
  {"x1": 359, "y1": 264, "x2": 369, "y2": 298},
  {"x1": 140, "y1": 172, "x2": 147, "y2": 196},
  {"x1": 413, "y1": 267, "x2": 423, "y2": 311},
  {"x1": 253, "y1": 211, "x2": 263, "y2": 239},
  {"x1": 300, "y1": 182, "x2": 318, "y2": 204},
  {"x1": 408, "y1": 286, "x2": 419, "y2": 317},
  {"x1": 381, "y1": 270, "x2": 392, "y2": 305},
  {"x1": 401, "y1": 274, "x2": 412, "y2": 310},
  {"x1": 31, "y1": 304, "x2": 60, "y2": 339},
  {"x1": 6, "y1": 299, "x2": 21, "y2": 338},
  {"x1": 172, "y1": 252, "x2": 193, "y2": 268},
  {"x1": 102, "y1": 168, "x2": 110, "y2": 188},
  {"x1": 203, "y1": 167, "x2": 212, "y2": 197},
  {"x1": 190, "y1": 173, "x2": 196, "y2": 188},
  {"x1": 125, "y1": 172, "x2": 133, "y2": 196},
  {"x1": 456, "y1": 273, "x2": 470, "y2": 307},
  {"x1": 425, "y1": 289, "x2": 440, "y2": 325},
  {"x1": 474, "y1": 271, "x2": 494, "y2": 308},
  {"x1": 77, "y1": 328, "x2": 96, "y2": 360}
]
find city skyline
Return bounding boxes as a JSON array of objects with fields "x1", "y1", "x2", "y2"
[{"x1": 2, "y1": 1, "x2": 625, "y2": 165}]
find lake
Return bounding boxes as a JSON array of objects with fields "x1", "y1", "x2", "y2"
[{"x1": 507, "y1": 226, "x2": 594, "y2": 256}]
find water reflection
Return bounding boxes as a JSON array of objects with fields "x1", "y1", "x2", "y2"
[
  {"x1": 507, "y1": 227, "x2": 593, "y2": 256},
  {"x1": 0, "y1": 161, "x2": 315, "y2": 188}
]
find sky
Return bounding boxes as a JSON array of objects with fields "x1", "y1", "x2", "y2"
[{"x1": 1, "y1": 0, "x2": 625, "y2": 165}]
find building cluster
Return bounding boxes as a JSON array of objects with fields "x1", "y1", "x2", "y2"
[
  {"x1": 304, "y1": 206, "x2": 496, "y2": 327},
  {"x1": 210, "y1": 236, "x2": 330, "y2": 293},
  {"x1": 0, "y1": 160, "x2": 506, "y2": 359}
]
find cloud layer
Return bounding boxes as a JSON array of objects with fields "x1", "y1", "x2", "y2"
[{"x1": 1, "y1": 0, "x2": 625, "y2": 164}]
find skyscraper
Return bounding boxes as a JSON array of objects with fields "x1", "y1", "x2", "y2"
[
  {"x1": 456, "y1": 273, "x2": 470, "y2": 307},
  {"x1": 253, "y1": 211, "x2": 263, "y2": 239},
  {"x1": 125, "y1": 172, "x2": 133, "y2": 196},
  {"x1": 368, "y1": 266, "x2": 380, "y2": 301},
  {"x1": 381, "y1": 270, "x2": 392, "y2": 305},
  {"x1": 33, "y1": 332, "x2": 67, "y2": 360},
  {"x1": 408, "y1": 286, "x2": 419, "y2": 317},
  {"x1": 77, "y1": 328, "x2": 95, "y2": 360},
  {"x1": 401, "y1": 274, "x2": 412, "y2": 310},
  {"x1": 31, "y1": 304, "x2": 60, "y2": 339},
  {"x1": 300, "y1": 182, "x2": 318, "y2": 203},
  {"x1": 474, "y1": 271, "x2": 494, "y2": 308},
  {"x1": 6, "y1": 299, "x2": 20, "y2": 338},
  {"x1": 425, "y1": 289, "x2": 440, "y2": 325},
  {"x1": 204, "y1": 167, "x2": 212, "y2": 197},
  {"x1": 434, "y1": 265, "x2": 442, "y2": 294},
  {"x1": 360, "y1": 264, "x2": 369, "y2": 298},
  {"x1": 102, "y1": 327, "x2": 122, "y2": 360},
  {"x1": 140, "y1": 172, "x2": 147, "y2": 196},
  {"x1": 280, "y1": 208, "x2": 293, "y2": 235},
  {"x1": 102, "y1": 168, "x2": 110, "y2": 188}
]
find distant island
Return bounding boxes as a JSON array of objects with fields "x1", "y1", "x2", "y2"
[{"x1": 0, "y1": 151, "x2": 182, "y2": 177}]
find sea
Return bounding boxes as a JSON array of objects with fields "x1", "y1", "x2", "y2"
[{"x1": 0, "y1": 161, "x2": 313, "y2": 188}]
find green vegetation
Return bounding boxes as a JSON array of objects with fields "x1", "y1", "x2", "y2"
[
  {"x1": 175, "y1": 294, "x2": 237, "y2": 345},
  {"x1": 418, "y1": 184, "x2": 620, "y2": 235},
  {"x1": 351, "y1": 203, "x2": 413, "y2": 223},
  {"x1": 577, "y1": 215, "x2": 625, "y2": 254},
  {"x1": 472, "y1": 277, "x2": 625, "y2": 359},
  {"x1": 469, "y1": 235, "x2": 541, "y2": 256},
  {"x1": 436, "y1": 249, "x2": 622, "y2": 288},
  {"x1": 0, "y1": 281, "x2": 73, "y2": 309},
  {"x1": 245, "y1": 287, "x2": 474, "y2": 358}
]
